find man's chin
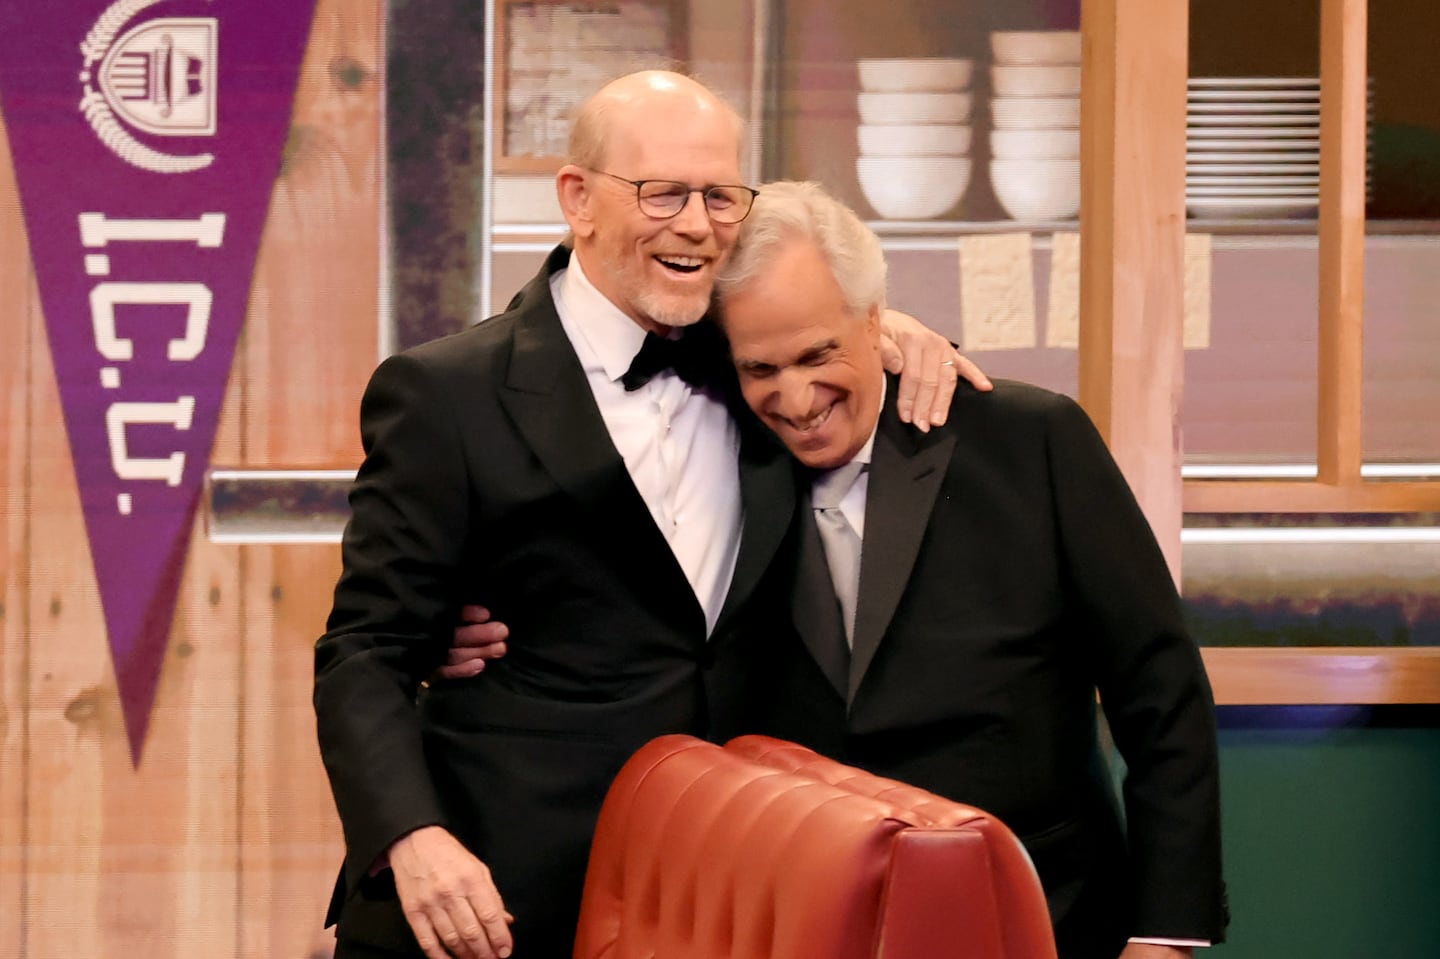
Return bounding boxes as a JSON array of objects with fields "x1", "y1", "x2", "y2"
[
  {"x1": 648, "y1": 307, "x2": 709, "y2": 329},
  {"x1": 664, "y1": 313, "x2": 708, "y2": 328},
  {"x1": 787, "y1": 443, "x2": 850, "y2": 471},
  {"x1": 638, "y1": 291, "x2": 712, "y2": 328},
  {"x1": 780, "y1": 428, "x2": 867, "y2": 471}
]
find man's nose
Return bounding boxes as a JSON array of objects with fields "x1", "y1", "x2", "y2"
[
  {"x1": 774, "y1": 371, "x2": 818, "y2": 420},
  {"x1": 667, "y1": 191, "x2": 714, "y2": 238}
]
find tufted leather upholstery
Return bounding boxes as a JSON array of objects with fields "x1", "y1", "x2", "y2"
[{"x1": 573, "y1": 734, "x2": 1057, "y2": 959}]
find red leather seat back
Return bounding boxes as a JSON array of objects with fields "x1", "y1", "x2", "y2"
[{"x1": 574, "y1": 734, "x2": 1057, "y2": 959}]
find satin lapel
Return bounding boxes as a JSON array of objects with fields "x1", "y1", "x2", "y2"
[
  {"x1": 848, "y1": 396, "x2": 955, "y2": 702},
  {"x1": 714, "y1": 415, "x2": 796, "y2": 637},
  {"x1": 497, "y1": 250, "x2": 701, "y2": 630},
  {"x1": 789, "y1": 489, "x2": 849, "y2": 697}
]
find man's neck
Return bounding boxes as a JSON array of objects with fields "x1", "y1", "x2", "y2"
[{"x1": 570, "y1": 245, "x2": 672, "y2": 336}]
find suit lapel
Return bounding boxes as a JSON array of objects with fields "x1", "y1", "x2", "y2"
[
  {"x1": 848, "y1": 389, "x2": 955, "y2": 702},
  {"x1": 714, "y1": 414, "x2": 796, "y2": 637},
  {"x1": 788, "y1": 489, "x2": 849, "y2": 697},
  {"x1": 497, "y1": 248, "x2": 702, "y2": 633}
]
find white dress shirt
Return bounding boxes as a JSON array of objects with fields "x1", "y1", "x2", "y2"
[{"x1": 551, "y1": 251, "x2": 742, "y2": 636}]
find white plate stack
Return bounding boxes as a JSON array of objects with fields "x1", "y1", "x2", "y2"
[
  {"x1": 988, "y1": 30, "x2": 1081, "y2": 221},
  {"x1": 1186, "y1": 77, "x2": 1373, "y2": 219},
  {"x1": 855, "y1": 58, "x2": 974, "y2": 220}
]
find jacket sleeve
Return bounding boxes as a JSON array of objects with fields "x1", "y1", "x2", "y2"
[
  {"x1": 314, "y1": 350, "x2": 472, "y2": 895},
  {"x1": 1045, "y1": 394, "x2": 1228, "y2": 944}
]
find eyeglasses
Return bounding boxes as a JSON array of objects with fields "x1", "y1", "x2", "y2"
[{"x1": 590, "y1": 169, "x2": 759, "y2": 224}]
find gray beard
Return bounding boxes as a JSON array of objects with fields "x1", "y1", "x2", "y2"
[{"x1": 634, "y1": 287, "x2": 709, "y2": 328}]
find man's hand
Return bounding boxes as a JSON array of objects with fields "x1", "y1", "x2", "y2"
[
  {"x1": 879, "y1": 308, "x2": 992, "y2": 432},
  {"x1": 1118, "y1": 944, "x2": 1195, "y2": 959},
  {"x1": 388, "y1": 825, "x2": 514, "y2": 959},
  {"x1": 437, "y1": 605, "x2": 510, "y2": 680}
]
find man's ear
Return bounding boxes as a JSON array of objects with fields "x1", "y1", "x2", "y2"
[{"x1": 556, "y1": 164, "x2": 594, "y2": 238}]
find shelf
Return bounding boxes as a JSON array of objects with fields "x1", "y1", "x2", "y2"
[
  {"x1": 1203, "y1": 647, "x2": 1440, "y2": 706},
  {"x1": 865, "y1": 217, "x2": 1440, "y2": 237}
]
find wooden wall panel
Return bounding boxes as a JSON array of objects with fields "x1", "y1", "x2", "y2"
[
  {"x1": 0, "y1": 106, "x2": 31, "y2": 959},
  {"x1": 17, "y1": 189, "x2": 244, "y2": 959},
  {"x1": 236, "y1": 2, "x2": 382, "y2": 955},
  {"x1": 22, "y1": 248, "x2": 107, "y2": 959},
  {"x1": 82, "y1": 516, "x2": 242, "y2": 959},
  {"x1": 150, "y1": 379, "x2": 244, "y2": 955},
  {"x1": 1, "y1": 1, "x2": 381, "y2": 955},
  {"x1": 243, "y1": 0, "x2": 381, "y2": 470},
  {"x1": 239, "y1": 545, "x2": 345, "y2": 959}
]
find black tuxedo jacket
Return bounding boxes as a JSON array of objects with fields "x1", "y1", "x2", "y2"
[
  {"x1": 763, "y1": 378, "x2": 1227, "y2": 958},
  {"x1": 314, "y1": 246, "x2": 795, "y2": 957}
]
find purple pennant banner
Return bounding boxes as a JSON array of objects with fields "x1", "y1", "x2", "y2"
[{"x1": 0, "y1": 0, "x2": 317, "y2": 763}]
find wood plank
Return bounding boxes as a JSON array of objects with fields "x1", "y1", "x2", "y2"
[
  {"x1": 236, "y1": 2, "x2": 381, "y2": 955},
  {"x1": 239, "y1": 545, "x2": 346, "y2": 959},
  {"x1": 148, "y1": 350, "x2": 244, "y2": 956},
  {"x1": 0, "y1": 104, "x2": 32, "y2": 959},
  {"x1": 22, "y1": 222, "x2": 107, "y2": 959},
  {"x1": 1204, "y1": 647, "x2": 1440, "y2": 706},
  {"x1": 241, "y1": 0, "x2": 380, "y2": 470},
  {"x1": 1316, "y1": 0, "x2": 1367, "y2": 486},
  {"x1": 1079, "y1": 0, "x2": 1189, "y2": 578},
  {"x1": 90, "y1": 525, "x2": 243, "y2": 959},
  {"x1": 1184, "y1": 480, "x2": 1440, "y2": 514}
]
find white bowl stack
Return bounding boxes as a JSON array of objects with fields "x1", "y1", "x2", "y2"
[
  {"x1": 1186, "y1": 77, "x2": 1373, "y2": 220},
  {"x1": 855, "y1": 58, "x2": 974, "y2": 220},
  {"x1": 988, "y1": 31, "x2": 1082, "y2": 221}
]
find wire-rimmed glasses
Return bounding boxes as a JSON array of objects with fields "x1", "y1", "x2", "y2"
[{"x1": 590, "y1": 169, "x2": 760, "y2": 224}]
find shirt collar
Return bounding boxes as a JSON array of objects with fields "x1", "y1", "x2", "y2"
[
  {"x1": 851, "y1": 372, "x2": 886, "y2": 467},
  {"x1": 557, "y1": 249, "x2": 651, "y2": 383}
]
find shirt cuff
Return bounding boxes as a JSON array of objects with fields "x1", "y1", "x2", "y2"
[{"x1": 1128, "y1": 938, "x2": 1212, "y2": 948}]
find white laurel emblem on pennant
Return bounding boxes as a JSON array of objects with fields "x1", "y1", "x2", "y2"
[{"x1": 78, "y1": 0, "x2": 217, "y2": 174}]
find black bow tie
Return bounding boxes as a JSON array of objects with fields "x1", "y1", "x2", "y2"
[{"x1": 622, "y1": 331, "x2": 718, "y2": 391}]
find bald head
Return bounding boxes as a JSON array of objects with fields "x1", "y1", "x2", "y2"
[{"x1": 568, "y1": 71, "x2": 745, "y2": 171}]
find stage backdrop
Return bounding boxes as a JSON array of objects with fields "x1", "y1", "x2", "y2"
[{"x1": 0, "y1": 1, "x2": 380, "y2": 955}]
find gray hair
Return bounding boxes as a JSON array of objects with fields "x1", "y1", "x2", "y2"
[{"x1": 715, "y1": 180, "x2": 887, "y2": 317}]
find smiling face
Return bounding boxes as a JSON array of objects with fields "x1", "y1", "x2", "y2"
[
  {"x1": 721, "y1": 238, "x2": 886, "y2": 469},
  {"x1": 558, "y1": 74, "x2": 745, "y2": 333}
]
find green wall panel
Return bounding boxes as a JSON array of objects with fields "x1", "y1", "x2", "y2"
[{"x1": 1215, "y1": 709, "x2": 1440, "y2": 958}]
